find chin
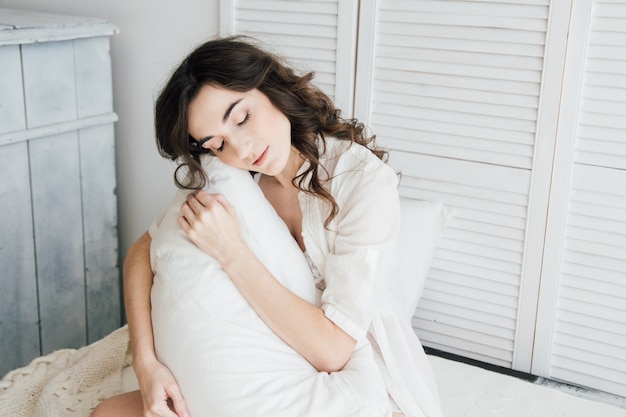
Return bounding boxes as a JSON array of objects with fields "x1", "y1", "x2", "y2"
[{"x1": 263, "y1": 164, "x2": 284, "y2": 177}]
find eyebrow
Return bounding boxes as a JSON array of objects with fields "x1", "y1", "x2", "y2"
[
  {"x1": 223, "y1": 98, "x2": 243, "y2": 122},
  {"x1": 198, "y1": 98, "x2": 244, "y2": 143}
]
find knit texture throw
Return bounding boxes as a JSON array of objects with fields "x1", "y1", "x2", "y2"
[{"x1": 0, "y1": 325, "x2": 131, "y2": 417}]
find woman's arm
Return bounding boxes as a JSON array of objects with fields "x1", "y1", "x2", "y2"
[
  {"x1": 224, "y1": 243, "x2": 356, "y2": 372},
  {"x1": 124, "y1": 232, "x2": 190, "y2": 417},
  {"x1": 179, "y1": 193, "x2": 356, "y2": 373}
]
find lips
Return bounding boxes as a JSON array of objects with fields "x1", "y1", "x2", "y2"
[{"x1": 252, "y1": 147, "x2": 269, "y2": 166}]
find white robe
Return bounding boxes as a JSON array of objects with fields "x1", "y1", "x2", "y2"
[{"x1": 299, "y1": 137, "x2": 443, "y2": 417}]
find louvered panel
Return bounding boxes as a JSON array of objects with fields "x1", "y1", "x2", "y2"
[
  {"x1": 372, "y1": 99, "x2": 536, "y2": 134},
  {"x1": 374, "y1": 67, "x2": 540, "y2": 96},
  {"x1": 553, "y1": 341, "x2": 626, "y2": 374},
  {"x1": 378, "y1": 11, "x2": 546, "y2": 32},
  {"x1": 565, "y1": 230, "x2": 626, "y2": 261},
  {"x1": 549, "y1": 163, "x2": 626, "y2": 397},
  {"x1": 432, "y1": 258, "x2": 520, "y2": 287},
  {"x1": 558, "y1": 297, "x2": 625, "y2": 330},
  {"x1": 228, "y1": 0, "x2": 342, "y2": 103},
  {"x1": 551, "y1": 342, "x2": 626, "y2": 396},
  {"x1": 561, "y1": 262, "x2": 624, "y2": 291},
  {"x1": 428, "y1": 268, "x2": 520, "y2": 297},
  {"x1": 575, "y1": 135, "x2": 626, "y2": 171},
  {"x1": 419, "y1": 288, "x2": 518, "y2": 323},
  {"x1": 573, "y1": 1, "x2": 626, "y2": 170},
  {"x1": 553, "y1": 329, "x2": 625, "y2": 367},
  {"x1": 561, "y1": 279, "x2": 626, "y2": 310},
  {"x1": 374, "y1": 46, "x2": 542, "y2": 83},
  {"x1": 366, "y1": 1, "x2": 550, "y2": 169},
  {"x1": 549, "y1": 366, "x2": 625, "y2": 399},
  {"x1": 376, "y1": 16, "x2": 546, "y2": 45},
  {"x1": 421, "y1": 280, "x2": 519, "y2": 325},
  {"x1": 390, "y1": 151, "x2": 530, "y2": 367},
  {"x1": 443, "y1": 227, "x2": 524, "y2": 253},
  {"x1": 377, "y1": 32, "x2": 546, "y2": 58},
  {"x1": 450, "y1": 216, "x2": 526, "y2": 241},
  {"x1": 557, "y1": 306, "x2": 626, "y2": 340},
  {"x1": 413, "y1": 319, "x2": 515, "y2": 367},
  {"x1": 379, "y1": 0, "x2": 548, "y2": 18}
]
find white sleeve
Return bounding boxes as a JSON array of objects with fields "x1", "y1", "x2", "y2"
[
  {"x1": 320, "y1": 161, "x2": 400, "y2": 341},
  {"x1": 148, "y1": 210, "x2": 166, "y2": 240}
]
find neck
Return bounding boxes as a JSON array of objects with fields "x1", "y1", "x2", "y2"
[{"x1": 271, "y1": 146, "x2": 305, "y2": 189}]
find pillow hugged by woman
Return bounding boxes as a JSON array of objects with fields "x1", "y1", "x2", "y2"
[{"x1": 92, "y1": 36, "x2": 442, "y2": 417}]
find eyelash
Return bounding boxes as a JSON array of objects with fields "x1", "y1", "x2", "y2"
[
  {"x1": 237, "y1": 113, "x2": 250, "y2": 126},
  {"x1": 215, "y1": 113, "x2": 250, "y2": 153}
]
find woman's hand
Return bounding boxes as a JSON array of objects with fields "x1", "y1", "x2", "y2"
[
  {"x1": 178, "y1": 190, "x2": 246, "y2": 264},
  {"x1": 134, "y1": 357, "x2": 190, "y2": 417},
  {"x1": 122, "y1": 233, "x2": 190, "y2": 417}
]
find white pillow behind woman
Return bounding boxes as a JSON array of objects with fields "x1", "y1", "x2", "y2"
[{"x1": 149, "y1": 155, "x2": 390, "y2": 417}]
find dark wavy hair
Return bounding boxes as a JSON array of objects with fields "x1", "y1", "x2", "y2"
[{"x1": 154, "y1": 35, "x2": 387, "y2": 226}]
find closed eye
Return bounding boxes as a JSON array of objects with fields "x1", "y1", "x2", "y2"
[{"x1": 237, "y1": 113, "x2": 250, "y2": 126}]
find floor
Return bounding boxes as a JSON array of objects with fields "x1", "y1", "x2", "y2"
[{"x1": 429, "y1": 355, "x2": 626, "y2": 417}]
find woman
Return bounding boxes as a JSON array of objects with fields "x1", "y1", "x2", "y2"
[{"x1": 93, "y1": 36, "x2": 441, "y2": 417}]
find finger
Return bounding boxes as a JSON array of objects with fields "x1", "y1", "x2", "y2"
[
  {"x1": 211, "y1": 194, "x2": 237, "y2": 217},
  {"x1": 192, "y1": 189, "x2": 214, "y2": 206},
  {"x1": 210, "y1": 193, "x2": 229, "y2": 208},
  {"x1": 178, "y1": 198, "x2": 195, "y2": 222},
  {"x1": 185, "y1": 193, "x2": 203, "y2": 214},
  {"x1": 194, "y1": 189, "x2": 210, "y2": 199},
  {"x1": 187, "y1": 192, "x2": 216, "y2": 214},
  {"x1": 168, "y1": 389, "x2": 191, "y2": 417},
  {"x1": 145, "y1": 402, "x2": 179, "y2": 417},
  {"x1": 144, "y1": 390, "x2": 181, "y2": 417},
  {"x1": 177, "y1": 216, "x2": 191, "y2": 234},
  {"x1": 178, "y1": 202, "x2": 196, "y2": 229},
  {"x1": 204, "y1": 194, "x2": 233, "y2": 214}
]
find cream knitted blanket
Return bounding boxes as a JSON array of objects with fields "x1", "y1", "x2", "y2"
[{"x1": 0, "y1": 325, "x2": 131, "y2": 417}]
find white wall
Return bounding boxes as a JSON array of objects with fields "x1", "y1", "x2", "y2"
[{"x1": 0, "y1": 0, "x2": 220, "y2": 269}]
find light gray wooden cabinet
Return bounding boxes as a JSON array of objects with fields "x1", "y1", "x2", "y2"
[{"x1": 0, "y1": 9, "x2": 120, "y2": 377}]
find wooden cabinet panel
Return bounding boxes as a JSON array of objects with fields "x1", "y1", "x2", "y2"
[
  {"x1": 74, "y1": 36, "x2": 114, "y2": 118},
  {"x1": 29, "y1": 131, "x2": 86, "y2": 354},
  {"x1": 79, "y1": 124, "x2": 120, "y2": 343},
  {"x1": 22, "y1": 40, "x2": 77, "y2": 128},
  {"x1": 0, "y1": 8, "x2": 120, "y2": 377},
  {"x1": 0, "y1": 45, "x2": 25, "y2": 134},
  {"x1": 0, "y1": 141, "x2": 40, "y2": 377}
]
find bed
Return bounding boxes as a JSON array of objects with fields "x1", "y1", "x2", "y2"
[
  {"x1": 2, "y1": 190, "x2": 625, "y2": 417},
  {"x1": 2, "y1": 324, "x2": 625, "y2": 417}
]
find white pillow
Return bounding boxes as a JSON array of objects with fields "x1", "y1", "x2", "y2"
[
  {"x1": 149, "y1": 155, "x2": 390, "y2": 417},
  {"x1": 390, "y1": 198, "x2": 452, "y2": 320}
]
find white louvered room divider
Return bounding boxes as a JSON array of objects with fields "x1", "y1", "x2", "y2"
[
  {"x1": 533, "y1": 0, "x2": 626, "y2": 398},
  {"x1": 224, "y1": 0, "x2": 626, "y2": 399},
  {"x1": 220, "y1": 0, "x2": 358, "y2": 114},
  {"x1": 545, "y1": 165, "x2": 626, "y2": 397},
  {"x1": 352, "y1": 0, "x2": 570, "y2": 371}
]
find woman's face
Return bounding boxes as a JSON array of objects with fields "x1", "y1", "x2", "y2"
[{"x1": 188, "y1": 84, "x2": 292, "y2": 176}]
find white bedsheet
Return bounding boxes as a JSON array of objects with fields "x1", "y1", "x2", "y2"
[
  {"x1": 121, "y1": 355, "x2": 626, "y2": 416},
  {"x1": 3, "y1": 322, "x2": 623, "y2": 417},
  {"x1": 428, "y1": 355, "x2": 626, "y2": 417}
]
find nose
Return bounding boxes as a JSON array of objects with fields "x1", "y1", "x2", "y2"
[{"x1": 230, "y1": 134, "x2": 253, "y2": 160}]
